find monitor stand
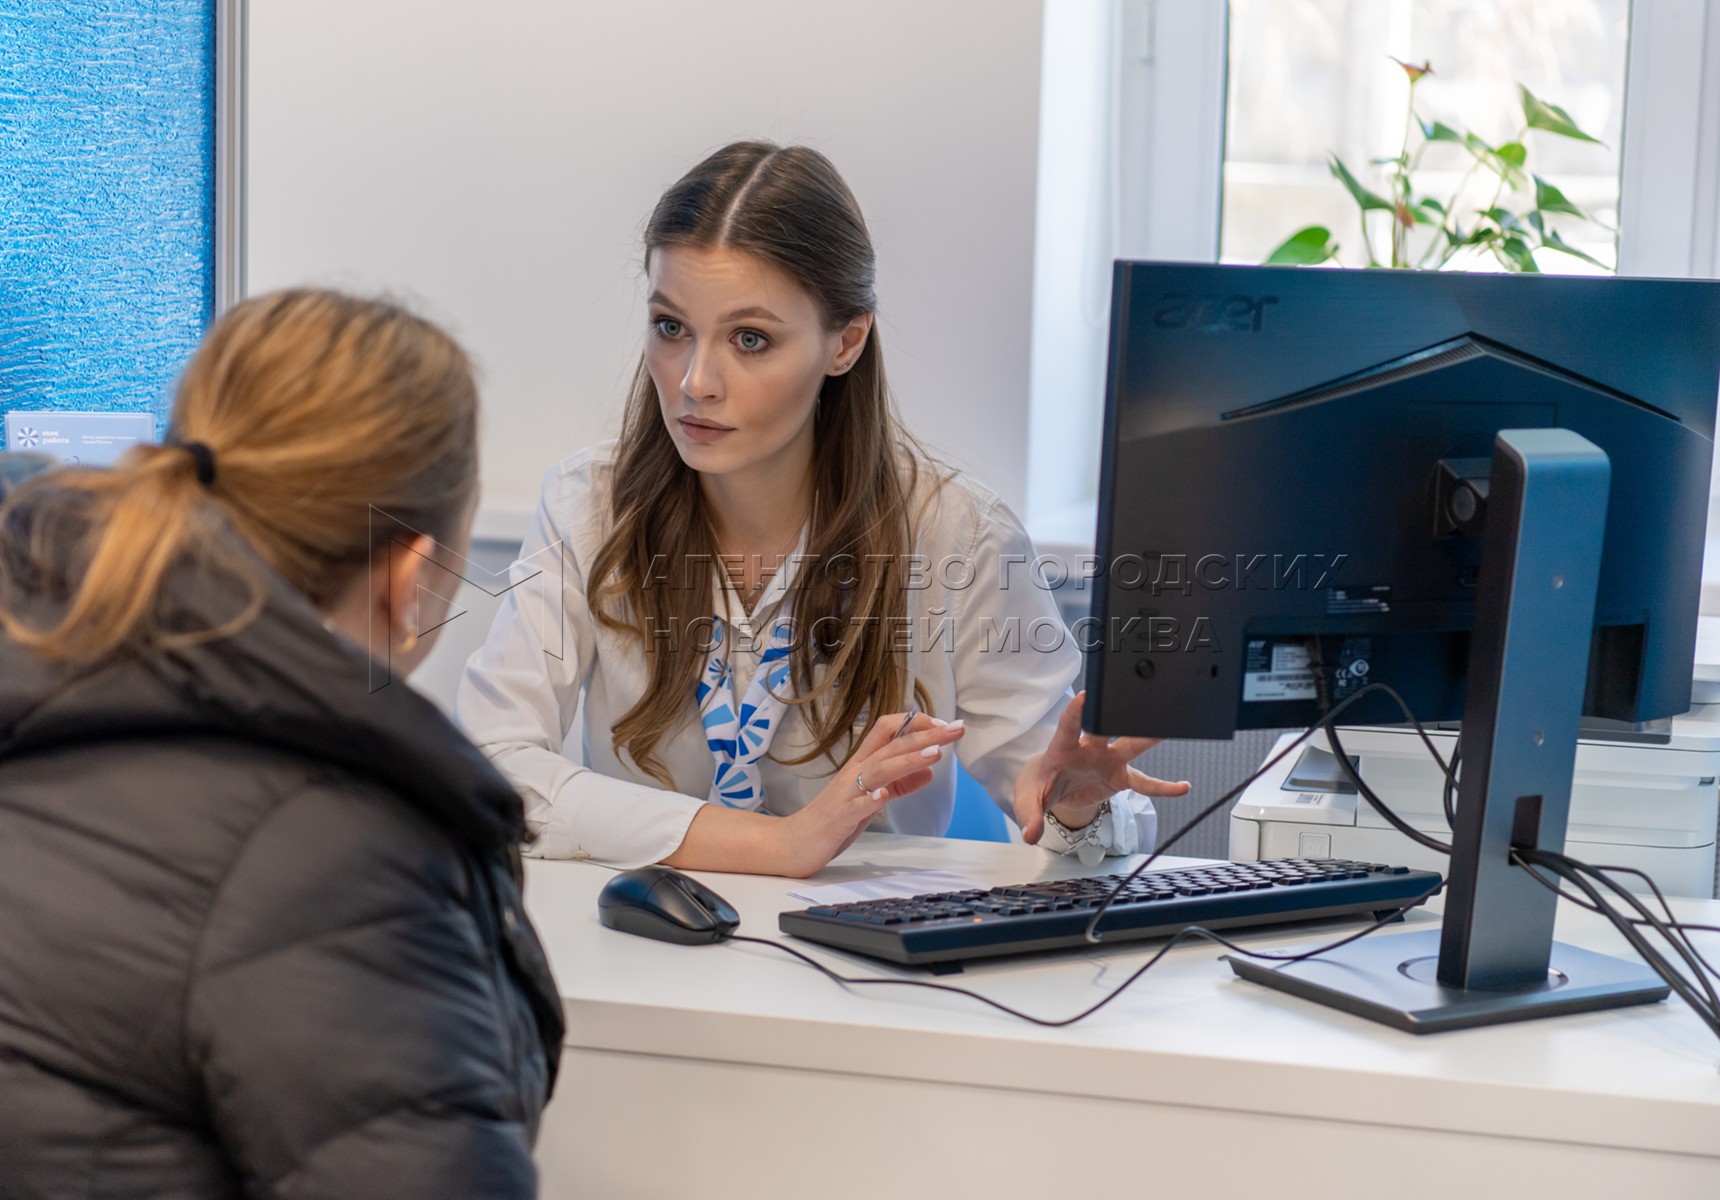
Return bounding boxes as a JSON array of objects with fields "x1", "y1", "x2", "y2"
[{"x1": 1226, "y1": 429, "x2": 1671, "y2": 1033}]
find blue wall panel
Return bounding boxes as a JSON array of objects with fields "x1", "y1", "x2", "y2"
[{"x1": 0, "y1": 2, "x2": 214, "y2": 434}]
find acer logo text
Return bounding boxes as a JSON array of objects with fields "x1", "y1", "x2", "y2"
[{"x1": 1154, "y1": 293, "x2": 1279, "y2": 333}]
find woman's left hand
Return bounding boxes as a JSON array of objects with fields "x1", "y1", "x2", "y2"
[{"x1": 1013, "y1": 691, "x2": 1192, "y2": 845}]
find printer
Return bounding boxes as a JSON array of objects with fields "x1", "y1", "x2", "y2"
[
  {"x1": 1229, "y1": 708, "x2": 1720, "y2": 899},
  {"x1": 1230, "y1": 615, "x2": 1720, "y2": 898}
]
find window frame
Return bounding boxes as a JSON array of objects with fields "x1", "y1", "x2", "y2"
[
  {"x1": 1113, "y1": 0, "x2": 1720, "y2": 287},
  {"x1": 216, "y1": 0, "x2": 248, "y2": 316}
]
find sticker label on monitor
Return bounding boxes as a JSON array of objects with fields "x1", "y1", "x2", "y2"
[
  {"x1": 1332, "y1": 637, "x2": 1373, "y2": 703},
  {"x1": 5, "y1": 411, "x2": 154, "y2": 466},
  {"x1": 1327, "y1": 584, "x2": 1391, "y2": 615},
  {"x1": 1242, "y1": 638, "x2": 1317, "y2": 702}
]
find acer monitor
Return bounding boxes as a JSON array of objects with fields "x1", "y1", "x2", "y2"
[{"x1": 1083, "y1": 261, "x2": 1720, "y2": 1032}]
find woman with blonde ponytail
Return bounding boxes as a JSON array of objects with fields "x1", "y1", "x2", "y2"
[
  {"x1": 0, "y1": 290, "x2": 561, "y2": 1199},
  {"x1": 459, "y1": 142, "x2": 1190, "y2": 878}
]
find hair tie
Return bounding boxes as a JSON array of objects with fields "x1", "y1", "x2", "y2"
[{"x1": 182, "y1": 441, "x2": 217, "y2": 488}]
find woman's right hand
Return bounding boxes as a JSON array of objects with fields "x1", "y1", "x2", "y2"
[{"x1": 768, "y1": 712, "x2": 966, "y2": 878}]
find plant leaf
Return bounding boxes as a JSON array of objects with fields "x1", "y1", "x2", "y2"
[
  {"x1": 1264, "y1": 226, "x2": 1340, "y2": 266},
  {"x1": 1328, "y1": 154, "x2": 1394, "y2": 212},
  {"x1": 1478, "y1": 208, "x2": 1532, "y2": 241},
  {"x1": 1410, "y1": 199, "x2": 1444, "y2": 226},
  {"x1": 1520, "y1": 85, "x2": 1602, "y2": 144},
  {"x1": 1540, "y1": 228, "x2": 1611, "y2": 270},
  {"x1": 1417, "y1": 196, "x2": 1447, "y2": 215},
  {"x1": 1533, "y1": 175, "x2": 1590, "y2": 220},
  {"x1": 1469, "y1": 137, "x2": 1527, "y2": 188},
  {"x1": 1419, "y1": 118, "x2": 1464, "y2": 144},
  {"x1": 1499, "y1": 236, "x2": 1541, "y2": 272}
]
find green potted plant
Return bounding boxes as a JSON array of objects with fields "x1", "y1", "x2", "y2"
[{"x1": 1265, "y1": 58, "x2": 1613, "y2": 273}]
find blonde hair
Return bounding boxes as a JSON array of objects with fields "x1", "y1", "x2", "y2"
[{"x1": 0, "y1": 289, "x2": 478, "y2": 663}]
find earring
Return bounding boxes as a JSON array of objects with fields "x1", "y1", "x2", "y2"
[{"x1": 394, "y1": 609, "x2": 419, "y2": 654}]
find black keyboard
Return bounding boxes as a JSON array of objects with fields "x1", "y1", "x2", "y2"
[{"x1": 779, "y1": 858, "x2": 1443, "y2": 968}]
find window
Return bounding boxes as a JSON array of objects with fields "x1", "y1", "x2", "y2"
[
  {"x1": 1029, "y1": 0, "x2": 1720, "y2": 575},
  {"x1": 1222, "y1": 0, "x2": 1629, "y2": 273}
]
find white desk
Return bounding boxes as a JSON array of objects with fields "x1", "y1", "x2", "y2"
[{"x1": 524, "y1": 834, "x2": 1720, "y2": 1199}]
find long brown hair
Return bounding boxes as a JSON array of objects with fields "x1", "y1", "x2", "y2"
[
  {"x1": 589, "y1": 142, "x2": 942, "y2": 785},
  {"x1": 0, "y1": 289, "x2": 478, "y2": 663}
]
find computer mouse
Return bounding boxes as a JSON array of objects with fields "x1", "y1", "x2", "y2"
[{"x1": 597, "y1": 865, "x2": 741, "y2": 945}]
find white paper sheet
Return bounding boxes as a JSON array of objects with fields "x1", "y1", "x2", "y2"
[{"x1": 786, "y1": 870, "x2": 988, "y2": 906}]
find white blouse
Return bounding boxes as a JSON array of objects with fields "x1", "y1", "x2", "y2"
[{"x1": 455, "y1": 442, "x2": 1156, "y2": 867}]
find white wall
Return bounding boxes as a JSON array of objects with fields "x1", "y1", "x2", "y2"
[{"x1": 246, "y1": 0, "x2": 1046, "y2": 543}]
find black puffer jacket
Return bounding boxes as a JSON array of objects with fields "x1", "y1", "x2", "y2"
[{"x1": 0, "y1": 525, "x2": 563, "y2": 1198}]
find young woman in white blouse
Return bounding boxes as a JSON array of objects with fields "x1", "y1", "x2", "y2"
[{"x1": 457, "y1": 142, "x2": 1189, "y2": 876}]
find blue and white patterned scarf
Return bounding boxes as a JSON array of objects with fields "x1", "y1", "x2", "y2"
[{"x1": 696, "y1": 615, "x2": 796, "y2": 809}]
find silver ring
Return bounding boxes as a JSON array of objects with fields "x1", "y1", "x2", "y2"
[{"x1": 856, "y1": 771, "x2": 867, "y2": 794}]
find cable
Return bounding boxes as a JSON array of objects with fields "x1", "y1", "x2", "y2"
[
  {"x1": 718, "y1": 652, "x2": 1720, "y2": 1045},
  {"x1": 1573, "y1": 857, "x2": 1720, "y2": 1019},
  {"x1": 727, "y1": 894, "x2": 1433, "y2": 1028},
  {"x1": 709, "y1": 675, "x2": 1439, "y2": 1028},
  {"x1": 1300, "y1": 676, "x2": 1720, "y2": 1047},
  {"x1": 1080, "y1": 678, "x2": 1451, "y2": 944},
  {"x1": 1516, "y1": 849, "x2": 1720, "y2": 1043},
  {"x1": 1442, "y1": 742, "x2": 1461, "y2": 829},
  {"x1": 1512, "y1": 850, "x2": 1720, "y2": 987},
  {"x1": 1571, "y1": 861, "x2": 1720, "y2": 987},
  {"x1": 1309, "y1": 639, "x2": 1461, "y2": 796},
  {"x1": 1326, "y1": 720, "x2": 1452, "y2": 855},
  {"x1": 1073, "y1": 660, "x2": 1720, "y2": 1049},
  {"x1": 1303, "y1": 636, "x2": 1458, "y2": 847},
  {"x1": 1305, "y1": 642, "x2": 1452, "y2": 854},
  {"x1": 1522, "y1": 849, "x2": 1720, "y2": 1033}
]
